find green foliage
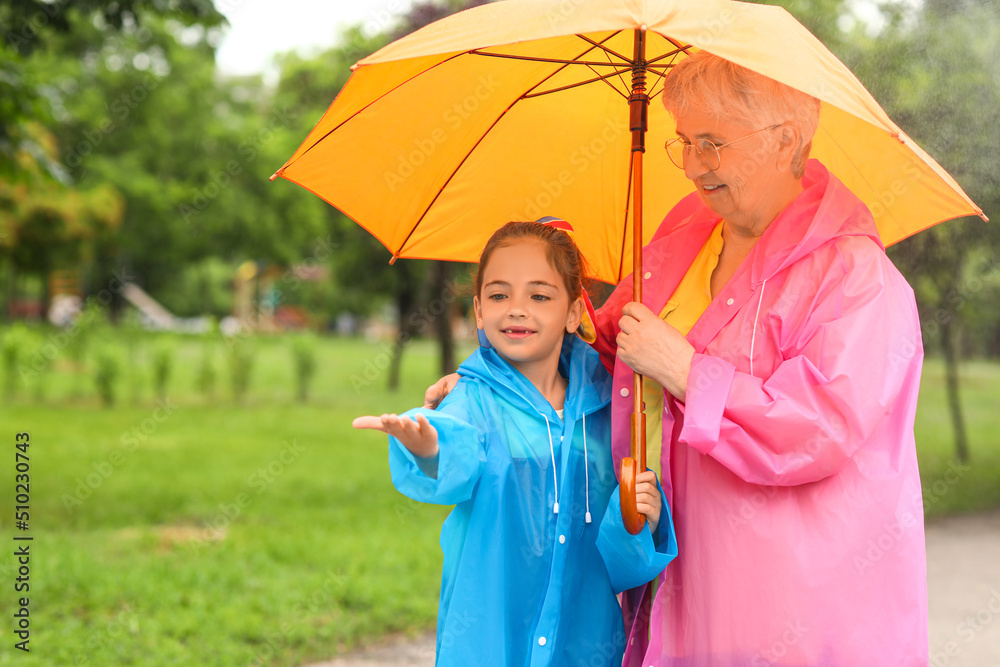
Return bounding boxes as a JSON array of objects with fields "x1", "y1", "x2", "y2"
[
  {"x1": 92, "y1": 343, "x2": 122, "y2": 407},
  {"x1": 196, "y1": 336, "x2": 218, "y2": 401},
  {"x1": 156, "y1": 257, "x2": 234, "y2": 318},
  {"x1": 152, "y1": 338, "x2": 173, "y2": 400},
  {"x1": 1, "y1": 322, "x2": 31, "y2": 399},
  {"x1": 226, "y1": 337, "x2": 254, "y2": 403},
  {"x1": 290, "y1": 332, "x2": 318, "y2": 403}
]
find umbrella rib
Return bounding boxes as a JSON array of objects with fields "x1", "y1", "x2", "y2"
[
  {"x1": 397, "y1": 36, "x2": 629, "y2": 258},
  {"x1": 575, "y1": 34, "x2": 633, "y2": 64},
  {"x1": 469, "y1": 51, "x2": 632, "y2": 68},
  {"x1": 391, "y1": 107, "x2": 519, "y2": 259},
  {"x1": 596, "y1": 36, "x2": 633, "y2": 98},
  {"x1": 619, "y1": 144, "x2": 636, "y2": 284},
  {"x1": 646, "y1": 44, "x2": 692, "y2": 67},
  {"x1": 522, "y1": 67, "x2": 631, "y2": 99},
  {"x1": 285, "y1": 52, "x2": 470, "y2": 167}
]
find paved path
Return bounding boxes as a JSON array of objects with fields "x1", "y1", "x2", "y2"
[
  {"x1": 306, "y1": 509, "x2": 1000, "y2": 667},
  {"x1": 926, "y1": 510, "x2": 1000, "y2": 667}
]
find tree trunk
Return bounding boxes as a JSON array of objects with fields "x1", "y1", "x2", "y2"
[
  {"x1": 388, "y1": 292, "x2": 413, "y2": 392},
  {"x1": 940, "y1": 314, "x2": 970, "y2": 462},
  {"x1": 387, "y1": 264, "x2": 424, "y2": 391},
  {"x1": 430, "y1": 261, "x2": 456, "y2": 375}
]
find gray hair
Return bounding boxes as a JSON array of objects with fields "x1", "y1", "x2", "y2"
[{"x1": 661, "y1": 51, "x2": 821, "y2": 178}]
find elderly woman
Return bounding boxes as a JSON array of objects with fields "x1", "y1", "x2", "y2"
[
  {"x1": 429, "y1": 51, "x2": 928, "y2": 664},
  {"x1": 592, "y1": 51, "x2": 928, "y2": 665}
]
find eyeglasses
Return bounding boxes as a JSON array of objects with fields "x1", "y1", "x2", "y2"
[{"x1": 664, "y1": 124, "x2": 781, "y2": 171}]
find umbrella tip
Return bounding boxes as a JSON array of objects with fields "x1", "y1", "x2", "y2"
[
  {"x1": 350, "y1": 63, "x2": 359, "y2": 72},
  {"x1": 269, "y1": 171, "x2": 280, "y2": 182}
]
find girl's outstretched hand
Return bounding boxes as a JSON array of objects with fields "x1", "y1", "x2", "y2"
[
  {"x1": 353, "y1": 413, "x2": 439, "y2": 460},
  {"x1": 634, "y1": 470, "x2": 662, "y2": 536}
]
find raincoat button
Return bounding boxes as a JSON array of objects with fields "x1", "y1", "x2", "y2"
[
  {"x1": 644, "y1": 271, "x2": 652, "y2": 279},
  {"x1": 538, "y1": 636, "x2": 546, "y2": 646},
  {"x1": 620, "y1": 388, "x2": 629, "y2": 397},
  {"x1": 727, "y1": 298, "x2": 734, "y2": 305},
  {"x1": 559, "y1": 535, "x2": 566, "y2": 544}
]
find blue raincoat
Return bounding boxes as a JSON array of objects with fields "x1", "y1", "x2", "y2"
[{"x1": 388, "y1": 334, "x2": 677, "y2": 666}]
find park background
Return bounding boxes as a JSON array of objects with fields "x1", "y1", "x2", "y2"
[{"x1": 1, "y1": 0, "x2": 999, "y2": 665}]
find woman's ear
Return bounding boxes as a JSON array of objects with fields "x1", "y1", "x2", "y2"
[
  {"x1": 473, "y1": 295, "x2": 484, "y2": 330},
  {"x1": 776, "y1": 122, "x2": 800, "y2": 173},
  {"x1": 565, "y1": 296, "x2": 584, "y2": 333}
]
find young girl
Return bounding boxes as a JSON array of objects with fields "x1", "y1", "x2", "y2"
[{"x1": 354, "y1": 219, "x2": 676, "y2": 666}]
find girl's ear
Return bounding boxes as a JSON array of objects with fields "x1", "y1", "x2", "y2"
[
  {"x1": 473, "y1": 295, "x2": 484, "y2": 330},
  {"x1": 565, "y1": 296, "x2": 583, "y2": 334}
]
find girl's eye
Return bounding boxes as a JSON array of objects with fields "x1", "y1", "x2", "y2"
[
  {"x1": 531, "y1": 294, "x2": 550, "y2": 302},
  {"x1": 488, "y1": 293, "x2": 506, "y2": 301}
]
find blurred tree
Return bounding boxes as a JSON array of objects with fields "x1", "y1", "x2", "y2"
[
  {"x1": 0, "y1": 125, "x2": 124, "y2": 317},
  {"x1": 0, "y1": 0, "x2": 224, "y2": 179},
  {"x1": 271, "y1": 5, "x2": 490, "y2": 390},
  {"x1": 15, "y1": 11, "x2": 331, "y2": 313},
  {"x1": 387, "y1": 1, "x2": 491, "y2": 377},
  {"x1": 850, "y1": 0, "x2": 1000, "y2": 462}
]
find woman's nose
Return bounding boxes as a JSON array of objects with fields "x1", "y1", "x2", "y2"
[{"x1": 684, "y1": 151, "x2": 711, "y2": 180}]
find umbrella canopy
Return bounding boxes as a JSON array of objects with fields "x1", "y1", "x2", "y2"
[{"x1": 274, "y1": 0, "x2": 986, "y2": 286}]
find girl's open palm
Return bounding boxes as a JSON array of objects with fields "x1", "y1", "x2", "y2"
[{"x1": 353, "y1": 413, "x2": 439, "y2": 459}]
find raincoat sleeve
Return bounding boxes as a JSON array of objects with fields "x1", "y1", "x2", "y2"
[
  {"x1": 678, "y1": 239, "x2": 923, "y2": 486},
  {"x1": 596, "y1": 474, "x2": 678, "y2": 593},
  {"x1": 388, "y1": 380, "x2": 488, "y2": 505}
]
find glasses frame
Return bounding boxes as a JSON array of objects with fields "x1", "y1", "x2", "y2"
[{"x1": 664, "y1": 123, "x2": 782, "y2": 171}]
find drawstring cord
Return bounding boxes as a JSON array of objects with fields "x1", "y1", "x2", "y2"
[
  {"x1": 750, "y1": 279, "x2": 768, "y2": 376},
  {"x1": 583, "y1": 411, "x2": 591, "y2": 523},
  {"x1": 543, "y1": 414, "x2": 559, "y2": 515}
]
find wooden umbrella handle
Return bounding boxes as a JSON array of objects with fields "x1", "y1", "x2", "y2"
[
  {"x1": 620, "y1": 407, "x2": 647, "y2": 535},
  {"x1": 619, "y1": 457, "x2": 646, "y2": 534}
]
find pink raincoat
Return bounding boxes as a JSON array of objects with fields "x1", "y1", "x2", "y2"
[{"x1": 592, "y1": 160, "x2": 928, "y2": 666}]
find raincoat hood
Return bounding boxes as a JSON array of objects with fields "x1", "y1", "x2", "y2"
[
  {"x1": 748, "y1": 159, "x2": 885, "y2": 286},
  {"x1": 461, "y1": 332, "x2": 612, "y2": 421}
]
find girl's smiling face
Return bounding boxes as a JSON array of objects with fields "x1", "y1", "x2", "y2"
[{"x1": 474, "y1": 239, "x2": 582, "y2": 376}]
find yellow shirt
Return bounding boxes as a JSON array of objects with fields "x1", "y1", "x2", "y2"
[{"x1": 644, "y1": 221, "x2": 725, "y2": 476}]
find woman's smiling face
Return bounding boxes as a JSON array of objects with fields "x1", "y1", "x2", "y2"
[{"x1": 673, "y1": 108, "x2": 791, "y2": 230}]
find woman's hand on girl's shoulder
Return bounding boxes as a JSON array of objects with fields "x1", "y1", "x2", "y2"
[
  {"x1": 424, "y1": 373, "x2": 460, "y2": 409},
  {"x1": 353, "y1": 413, "x2": 440, "y2": 459}
]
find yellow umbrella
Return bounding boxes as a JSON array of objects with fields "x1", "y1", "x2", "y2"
[{"x1": 274, "y1": 0, "x2": 986, "y2": 534}]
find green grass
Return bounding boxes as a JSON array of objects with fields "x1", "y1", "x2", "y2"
[
  {"x1": 912, "y1": 359, "x2": 1000, "y2": 518},
  {"x1": 0, "y1": 334, "x2": 473, "y2": 667},
  {"x1": 0, "y1": 331, "x2": 998, "y2": 665}
]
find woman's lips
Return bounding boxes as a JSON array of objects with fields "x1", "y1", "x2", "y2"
[{"x1": 702, "y1": 183, "x2": 727, "y2": 195}]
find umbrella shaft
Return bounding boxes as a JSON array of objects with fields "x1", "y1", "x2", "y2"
[
  {"x1": 630, "y1": 28, "x2": 647, "y2": 462},
  {"x1": 629, "y1": 28, "x2": 648, "y2": 154}
]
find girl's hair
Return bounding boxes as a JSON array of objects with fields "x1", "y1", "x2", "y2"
[
  {"x1": 661, "y1": 50, "x2": 821, "y2": 178},
  {"x1": 475, "y1": 221, "x2": 586, "y2": 300}
]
